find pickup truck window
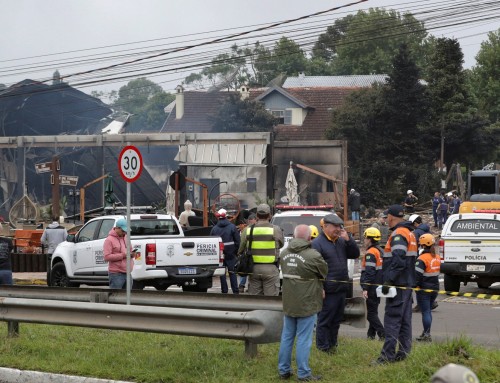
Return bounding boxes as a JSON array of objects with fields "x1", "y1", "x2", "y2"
[
  {"x1": 271, "y1": 216, "x2": 325, "y2": 236},
  {"x1": 97, "y1": 219, "x2": 115, "y2": 239},
  {"x1": 78, "y1": 220, "x2": 100, "y2": 242},
  {"x1": 451, "y1": 219, "x2": 500, "y2": 233},
  {"x1": 130, "y1": 219, "x2": 180, "y2": 236}
]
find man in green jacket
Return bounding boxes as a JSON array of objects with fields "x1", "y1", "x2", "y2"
[{"x1": 278, "y1": 224, "x2": 328, "y2": 382}]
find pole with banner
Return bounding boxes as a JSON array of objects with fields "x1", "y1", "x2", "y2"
[{"x1": 118, "y1": 145, "x2": 143, "y2": 305}]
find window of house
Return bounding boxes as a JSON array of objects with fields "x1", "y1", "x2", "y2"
[
  {"x1": 247, "y1": 178, "x2": 257, "y2": 192},
  {"x1": 271, "y1": 110, "x2": 285, "y2": 124}
]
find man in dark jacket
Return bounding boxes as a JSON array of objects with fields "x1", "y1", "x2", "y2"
[
  {"x1": 408, "y1": 214, "x2": 430, "y2": 244},
  {"x1": 348, "y1": 189, "x2": 361, "y2": 221},
  {"x1": 211, "y1": 208, "x2": 240, "y2": 294},
  {"x1": 278, "y1": 224, "x2": 327, "y2": 381},
  {"x1": 312, "y1": 213, "x2": 360, "y2": 354},
  {"x1": 374, "y1": 205, "x2": 417, "y2": 365}
]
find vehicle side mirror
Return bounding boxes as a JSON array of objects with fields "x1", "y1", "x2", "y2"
[{"x1": 66, "y1": 234, "x2": 76, "y2": 243}]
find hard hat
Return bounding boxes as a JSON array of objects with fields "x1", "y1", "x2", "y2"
[
  {"x1": 309, "y1": 225, "x2": 319, "y2": 239},
  {"x1": 407, "y1": 189, "x2": 413, "y2": 195},
  {"x1": 323, "y1": 214, "x2": 344, "y2": 226},
  {"x1": 419, "y1": 233, "x2": 436, "y2": 247},
  {"x1": 431, "y1": 363, "x2": 480, "y2": 383},
  {"x1": 364, "y1": 227, "x2": 381, "y2": 241},
  {"x1": 217, "y1": 208, "x2": 227, "y2": 218},
  {"x1": 409, "y1": 214, "x2": 422, "y2": 224}
]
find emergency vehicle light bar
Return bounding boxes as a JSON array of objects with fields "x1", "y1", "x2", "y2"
[
  {"x1": 275, "y1": 204, "x2": 335, "y2": 211},
  {"x1": 472, "y1": 209, "x2": 500, "y2": 213}
]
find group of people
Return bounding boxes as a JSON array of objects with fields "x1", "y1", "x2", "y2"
[
  {"x1": 432, "y1": 190, "x2": 462, "y2": 229},
  {"x1": 278, "y1": 203, "x2": 444, "y2": 381}
]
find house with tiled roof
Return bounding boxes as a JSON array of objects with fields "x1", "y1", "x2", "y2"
[{"x1": 161, "y1": 76, "x2": 384, "y2": 211}]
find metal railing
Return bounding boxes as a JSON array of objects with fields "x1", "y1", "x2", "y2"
[{"x1": 0, "y1": 286, "x2": 366, "y2": 357}]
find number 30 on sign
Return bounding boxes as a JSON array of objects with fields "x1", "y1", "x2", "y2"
[{"x1": 118, "y1": 145, "x2": 143, "y2": 183}]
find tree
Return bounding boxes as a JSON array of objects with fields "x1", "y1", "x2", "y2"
[
  {"x1": 210, "y1": 93, "x2": 277, "y2": 133},
  {"x1": 184, "y1": 44, "x2": 252, "y2": 90},
  {"x1": 326, "y1": 44, "x2": 434, "y2": 206},
  {"x1": 113, "y1": 77, "x2": 164, "y2": 113},
  {"x1": 313, "y1": 8, "x2": 428, "y2": 75},
  {"x1": 424, "y1": 38, "x2": 498, "y2": 171},
  {"x1": 112, "y1": 78, "x2": 174, "y2": 132},
  {"x1": 470, "y1": 29, "x2": 500, "y2": 123}
]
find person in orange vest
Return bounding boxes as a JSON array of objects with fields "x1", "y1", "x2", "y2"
[
  {"x1": 415, "y1": 233, "x2": 441, "y2": 342},
  {"x1": 361, "y1": 227, "x2": 385, "y2": 340}
]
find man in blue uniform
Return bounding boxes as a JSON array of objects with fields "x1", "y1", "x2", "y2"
[
  {"x1": 210, "y1": 208, "x2": 240, "y2": 294},
  {"x1": 312, "y1": 214, "x2": 360, "y2": 354},
  {"x1": 373, "y1": 205, "x2": 417, "y2": 364}
]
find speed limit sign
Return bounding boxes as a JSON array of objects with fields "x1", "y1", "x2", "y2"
[{"x1": 118, "y1": 145, "x2": 143, "y2": 183}]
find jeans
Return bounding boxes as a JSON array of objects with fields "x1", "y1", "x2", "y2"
[
  {"x1": 278, "y1": 314, "x2": 317, "y2": 379},
  {"x1": 239, "y1": 275, "x2": 247, "y2": 288},
  {"x1": 416, "y1": 290, "x2": 437, "y2": 335},
  {"x1": 220, "y1": 257, "x2": 239, "y2": 294},
  {"x1": 0, "y1": 269, "x2": 13, "y2": 285},
  {"x1": 109, "y1": 272, "x2": 127, "y2": 289},
  {"x1": 351, "y1": 211, "x2": 360, "y2": 221}
]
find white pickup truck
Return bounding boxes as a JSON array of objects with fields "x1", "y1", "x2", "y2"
[
  {"x1": 439, "y1": 212, "x2": 500, "y2": 292},
  {"x1": 48, "y1": 214, "x2": 225, "y2": 292},
  {"x1": 271, "y1": 208, "x2": 356, "y2": 298}
]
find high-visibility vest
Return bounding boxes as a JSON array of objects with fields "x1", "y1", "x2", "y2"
[
  {"x1": 361, "y1": 246, "x2": 383, "y2": 271},
  {"x1": 417, "y1": 252, "x2": 441, "y2": 276},
  {"x1": 245, "y1": 225, "x2": 277, "y2": 264},
  {"x1": 383, "y1": 227, "x2": 418, "y2": 259}
]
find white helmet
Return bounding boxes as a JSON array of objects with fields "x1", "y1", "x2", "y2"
[
  {"x1": 431, "y1": 363, "x2": 480, "y2": 383},
  {"x1": 407, "y1": 189, "x2": 413, "y2": 195}
]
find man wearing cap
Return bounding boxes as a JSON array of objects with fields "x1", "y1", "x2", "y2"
[
  {"x1": 373, "y1": 205, "x2": 417, "y2": 364},
  {"x1": 371, "y1": 212, "x2": 389, "y2": 247},
  {"x1": 403, "y1": 190, "x2": 418, "y2": 214},
  {"x1": 103, "y1": 218, "x2": 135, "y2": 289},
  {"x1": 210, "y1": 208, "x2": 240, "y2": 294},
  {"x1": 238, "y1": 203, "x2": 283, "y2": 296},
  {"x1": 312, "y1": 213, "x2": 360, "y2": 354}
]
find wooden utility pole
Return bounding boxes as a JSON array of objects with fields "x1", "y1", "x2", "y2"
[{"x1": 51, "y1": 156, "x2": 60, "y2": 220}]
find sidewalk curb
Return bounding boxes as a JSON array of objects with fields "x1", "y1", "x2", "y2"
[{"x1": 0, "y1": 367, "x2": 135, "y2": 383}]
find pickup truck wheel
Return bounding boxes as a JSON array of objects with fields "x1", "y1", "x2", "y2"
[
  {"x1": 444, "y1": 274, "x2": 460, "y2": 293},
  {"x1": 477, "y1": 281, "x2": 491, "y2": 289},
  {"x1": 50, "y1": 262, "x2": 79, "y2": 288}
]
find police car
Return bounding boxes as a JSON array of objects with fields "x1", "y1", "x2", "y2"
[{"x1": 271, "y1": 205, "x2": 356, "y2": 297}]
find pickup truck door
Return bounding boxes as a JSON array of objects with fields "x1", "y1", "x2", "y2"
[
  {"x1": 73, "y1": 220, "x2": 101, "y2": 276},
  {"x1": 93, "y1": 219, "x2": 116, "y2": 277}
]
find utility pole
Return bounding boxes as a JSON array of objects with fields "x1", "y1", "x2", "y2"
[{"x1": 51, "y1": 156, "x2": 60, "y2": 219}]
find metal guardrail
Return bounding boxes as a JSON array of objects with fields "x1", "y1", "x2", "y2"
[
  {"x1": 0, "y1": 296, "x2": 282, "y2": 357},
  {"x1": 0, "y1": 286, "x2": 366, "y2": 357}
]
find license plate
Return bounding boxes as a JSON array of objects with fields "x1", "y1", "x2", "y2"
[
  {"x1": 178, "y1": 267, "x2": 197, "y2": 275},
  {"x1": 466, "y1": 265, "x2": 485, "y2": 272}
]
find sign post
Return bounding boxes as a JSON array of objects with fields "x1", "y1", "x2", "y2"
[{"x1": 118, "y1": 145, "x2": 143, "y2": 305}]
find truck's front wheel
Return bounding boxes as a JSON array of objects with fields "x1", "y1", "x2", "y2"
[
  {"x1": 444, "y1": 274, "x2": 460, "y2": 293},
  {"x1": 50, "y1": 262, "x2": 79, "y2": 288}
]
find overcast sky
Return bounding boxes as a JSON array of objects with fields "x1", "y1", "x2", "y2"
[{"x1": 1, "y1": 0, "x2": 498, "y2": 95}]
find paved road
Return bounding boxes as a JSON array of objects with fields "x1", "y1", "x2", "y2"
[{"x1": 344, "y1": 275, "x2": 500, "y2": 349}]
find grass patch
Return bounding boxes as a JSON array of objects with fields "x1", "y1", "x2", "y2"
[{"x1": 0, "y1": 325, "x2": 499, "y2": 383}]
